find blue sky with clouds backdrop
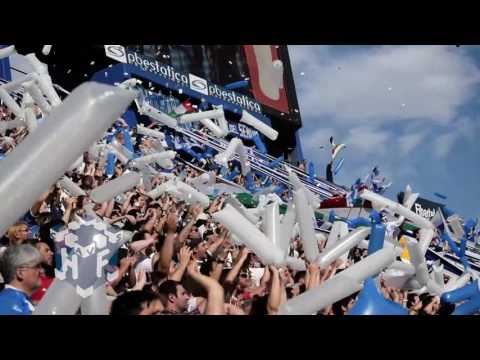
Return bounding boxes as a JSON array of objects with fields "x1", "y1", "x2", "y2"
[{"x1": 288, "y1": 45, "x2": 480, "y2": 220}]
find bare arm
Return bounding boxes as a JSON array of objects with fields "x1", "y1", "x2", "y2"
[
  {"x1": 168, "y1": 246, "x2": 193, "y2": 282},
  {"x1": 177, "y1": 205, "x2": 202, "y2": 245},
  {"x1": 105, "y1": 199, "x2": 115, "y2": 218},
  {"x1": 96, "y1": 201, "x2": 108, "y2": 218},
  {"x1": 187, "y1": 261, "x2": 225, "y2": 315},
  {"x1": 62, "y1": 197, "x2": 75, "y2": 224},
  {"x1": 224, "y1": 247, "x2": 250, "y2": 285},
  {"x1": 142, "y1": 209, "x2": 158, "y2": 233},
  {"x1": 31, "y1": 186, "x2": 54, "y2": 217},
  {"x1": 209, "y1": 262, "x2": 224, "y2": 282},
  {"x1": 267, "y1": 265, "x2": 281, "y2": 314},
  {"x1": 158, "y1": 212, "x2": 178, "y2": 275}
]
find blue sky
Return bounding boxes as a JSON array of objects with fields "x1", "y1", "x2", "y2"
[{"x1": 288, "y1": 45, "x2": 480, "y2": 220}]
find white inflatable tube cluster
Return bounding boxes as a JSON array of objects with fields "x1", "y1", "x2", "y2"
[
  {"x1": 131, "y1": 151, "x2": 176, "y2": 168},
  {"x1": 225, "y1": 196, "x2": 259, "y2": 225},
  {"x1": 360, "y1": 190, "x2": 434, "y2": 230},
  {"x1": 90, "y1": 172, "x2": 141, "y2": 204},
  {"x1": 263, "y1": 201, "x2": 281, "y2": 250},
  {"x1": 287, "y1": 168, "x2": 320, "y2": 208},
  {"x1": 316, "y1": 227, "x2": 370, "y2": 269},
  {"x1": 214, "y1": 137, "x2": 250, "y2": 175},
  {"x1": 279, "y1": 201, "x2": 296, "y2": 253},
  {"x1": 0, "y1": 118, "x2": 25, "y2": 131},
  {"x1": 406, "y1": 237, "x2": 430, "y2": 286},
  {"x1": 140, "y1": 102, "x2": 178, "y2": 129},
  {"x1": 0, "y1": 88, "x2": 24, "y2": 119},
  {"x1": 293, "y1": 188, "x2": 319, "y2": 262},
  {"x1": 0, "y1": 82, "x2": 136, "y2": 237},
  {"x1": 23, "y1": 80, "x2": 52, "y2": 115},
  {"x1": 136, "y1": 124, "x2": 165, "y2": 140},
  {"x1": 58, "y1": 176, "x2": 87, "y2": 197},
  {"x1": 325, "y1": 221, "x2": 349, "y2": 251},
  {"x1": 146, "y1": 180, "x2": 177, "y2": 200},
  {"x1": 239, "y1": 110, "x2": 278, "y2": 141},
  {"x1": 179, "y1": 107, "x2": 225, "y2": 124},
  {"x1": 175, "y1": 181, "x2": 210, "y2": 208},
  {"x1": 286, "y1": 256, "x2": 307, "y2": 271},
  {"x1": 213, "y1": 204, "x2": 285, "y2": 265}
]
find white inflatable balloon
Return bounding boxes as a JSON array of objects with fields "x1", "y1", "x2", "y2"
[
  {"x1": 58, "y1": 176, "x2": 87, "y2": 197},
  {"x1": 339, "y1": 245, "x2": 401, "y2": 283},
  {"x1": 286, "y1": 256, "x2": 307, "y2": 271},
  {"x1": 24, "y1": 107, "x2": 37, "y2": 133},
  {"x1": 199, "y1": 118, "x2": 226, "y2": 137},
  {"x1": 316, "y1": 227, "x2": 370, "y2": 269},
  {"x1": 88, "y1": 143, "x2": 107, "y2": 161},
  {"x1": 387, "y1": 260, "x2": 416, "y2": 275},
  {"x1": 418, "y1": 228, "x2": 434, "y2": 257},
  {"x1": 42, "y1": 45, "x2": 53, "y2": 56},
  {"x1": 279, "y1": 274, "x2": 363, "y2": 315},
  {"x1": 175, "y1": 181, "x2": 210, "y2": 208},
  {"x1": 215, "y1": 137, "x2": 242, "y2": 165},
  {"x1": 179, "y1": 107, "x2": 225, "y2": 124},
  {"x1": 23, "y1": 80, "x2": 52, "y2": 115},
  {"x1": 140, "y1": 102, "x2": 178, "y2": 129},
  {"x1": 287, "y1": 168, "x2": 319, "y2": 208},
  {"x1": 80, "y1": 285, "x2": 108, "y2": 315},
  {"x1": 406, "y1": 237, "x2": 429, "y2": 286},
  {"x1": 0, "y1": 82, "x2": 136, "y2": 237},
  {"x1": 225, "y1": 197, "x2": 258, "y2": 225},
  {"x1": 90, "y1": 172, "x2": 141, "y2": 204},
  {"x1": 136, "y1": 124, "x2": 165, "y2": 140},
  {"x1": 360, "y1": 190, "x2": 434, "y2": 230},
  {"x1": 279, "y1": 201, "x2": 296, "y2": 252},
  {"x1": 0, "y1": 118, "x2": 25, "y2": 131},
  {"x1": 403, "y1": 185, "x2": 419, "y2": 209},
  {"x1": 33, "y1": 279, "x2": 83, "y2": 315},
  {"x1": 25, "y1": 53, "x2": 48, "y2": 74},
  {"x1": 325, "y1": 221, "x2": 349, "y2": 251},
  {"x1": 31, "y1": 69, "x2": 62, "y2": 107},
  {"x1": 68, "y1": 155, "x2": 84, "y2": 172},
  {"x1": 146, "y1": 180, "x2": 177, "y2": 200},
  {"x1": 110, "y1": 138, "x2": 133, "y2": 160},
  {"x1": 0, "y1": 45, "x2": 15, "y2": 59},
  {"x1": 0, "y1": 88, "x2": 24, "y2": 119},
  {"x1": 332, "y1": 144, "x2": 346, "y2": 162},
  {"x1": 432, "y1": 262, "x2": 445, "y2": 289},
  {"x1": 132, "y1": 151, "x2": 176, "y2": 168},
  {"x1": 294, "y1": 189, "x2": 319, "y2": 262},
  {"x1": 217, "y1": 115, "x2": 229, "y2": 135},
  {"x1": 213, "y1": 204, "x2": 285, "y2": 265},
  {"x1": 239, "y1": 110, "x2": 278, "y2": 141},
  {"x1": 444, "y1": 272, "x2": 471, "y2": 292},
  {"x1": 263, "y1": 201, "x2": 281, "y2": 250},
  {"x1": 236, "y1": 140, "x2": 251, "y2": 176},
  {"x1": 118, "y1": 78, "x2": 142, "y2": 90}
]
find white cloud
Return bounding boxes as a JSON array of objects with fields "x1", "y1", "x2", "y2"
[
  {"x1": 344, "y1": 126, "x2": 391, "y2": 155},
  {"x1": 290, "y1": 45, "x2": 480, "y2": 125},
  {"x1": 434, "y1": 132, "x2": 459, "y2": 158},
  {"x1": 301, "y1": 127, "x2": 336, "y2": 154},
  {"x1": 397, "y1": 131, "x2": 428, "y2": 156}
]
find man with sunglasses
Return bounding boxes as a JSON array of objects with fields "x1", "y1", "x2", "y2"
[{"x1": 0, "y1": 244, "x2": 43, "y2": 315}]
